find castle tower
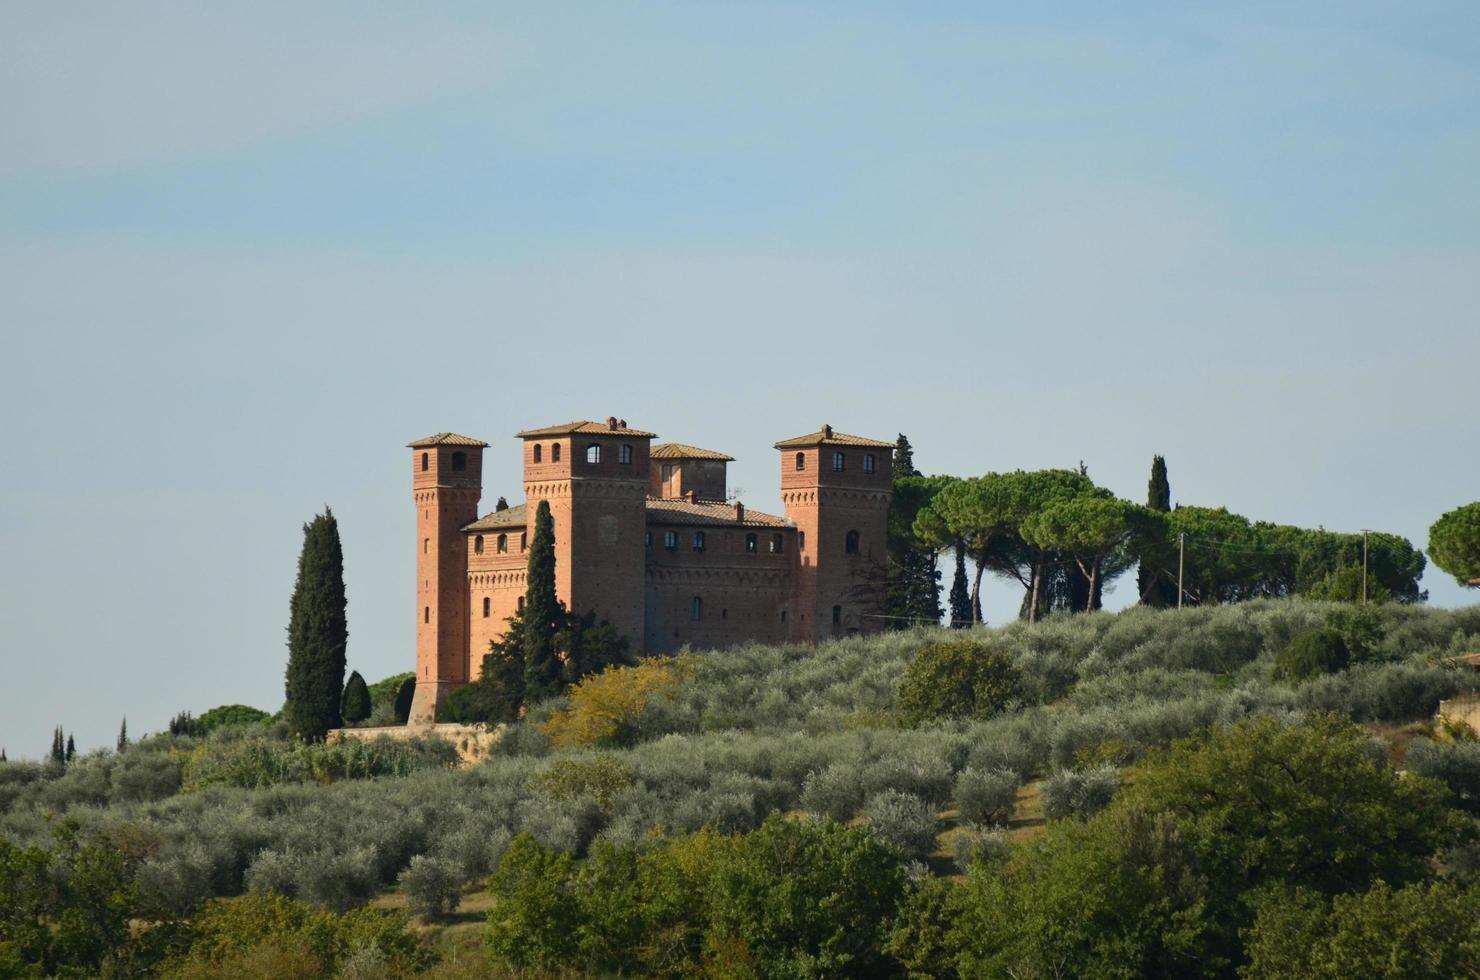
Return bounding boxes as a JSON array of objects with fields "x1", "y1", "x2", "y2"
[
  {"x1": 776, "y1": 424, "x2": 894, "y2": 641},
  {"x1": 407, "y1": 432, "x2": 487, "y2": 723},
  {"x1": 516, "y1": 418, "x2": 655, "y2": 645}
]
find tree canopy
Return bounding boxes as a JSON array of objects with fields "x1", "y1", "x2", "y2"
[{"x1": 1429, "y1": 501, "x2": 1480, "y2": 587}]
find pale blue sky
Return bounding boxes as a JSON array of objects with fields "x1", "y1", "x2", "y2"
[{"x1": 2, "y1": 2, "x2": 1477, "y2": 757}]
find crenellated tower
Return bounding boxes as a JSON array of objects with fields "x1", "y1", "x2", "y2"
[
  {"x1": 777, "y1": 424, "x2": 893, "y2": 641},
  {"x1": 407, "y1": 432, "x2": 487, "y2": 723}
]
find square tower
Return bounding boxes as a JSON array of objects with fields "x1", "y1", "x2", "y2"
[
  {"x1": 776, "y1": 424, "x2": 893, "y2": 641},
  {"x1": 407, "y1": 432, "x2": 486, "y2": 722}
]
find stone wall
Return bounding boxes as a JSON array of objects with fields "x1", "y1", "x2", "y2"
[{"x1": 328, "y1": 722, "x2": 505, "y2": 766}]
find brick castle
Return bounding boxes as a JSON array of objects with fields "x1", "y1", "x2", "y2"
[{"x1": 408, "y1": 419, "x2": 894, "y2": 721}]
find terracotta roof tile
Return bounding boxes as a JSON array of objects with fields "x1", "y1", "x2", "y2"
[
  {"x1": 406, "y1": 432, "x2": 489, "y2": 448},
  {"x1": 773, "y1": 425, "x2": 894, "y2": 449},
  {"x1": 651, "y1": 443, "x2": 735, "y2": 461},
  {"x1": 464, "y1": 503, "x2": 528, "y2": 531},
  {"x1": 516, "y1": 420, "x2": 658, "y2": 439},
  {"x1": 645, "y1": 497, "x2": 792, "y2": 528}
]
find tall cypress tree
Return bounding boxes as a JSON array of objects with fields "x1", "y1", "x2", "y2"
[
  {"x1": 894, "y1": 434, "x2": 918, "y2": 478},
  {"x1": 284, "y1": 508, "x2": 349, "y2": 742},
  {"x1": 949, "y1": 548, "x2": 972, "y2": 628},
  {"x1": 1137, "y1": 455, "x2": 1177, "y2": 607},
  {"x1": 65, "y1": 734, "x2": 76, "y2": 762},
  {"x1": 523, "y1": 500, "x2": 563, "y2": 703},
  {"x1": 341, "y1": 670, "x2": 372, "y2": 723},
  {"x1": 50, "y1": 726, "x2": 65, "y2": 765},
  {"x1": 117, "y1": 717, "x2": 128, "y2": 752}
]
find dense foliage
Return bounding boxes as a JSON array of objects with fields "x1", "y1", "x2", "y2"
[
  {"x1": 283, "y1": 509, "x2": 348, "y2": 741},
  {"x1": 1272, "y1": 627, "x2": 1350, "y2": 681},
  {"x1": 340, "y1": 670, "x2": 372, "y2": 724},
  {"x1": 897, "y1": 637, "x2": 1022, "y2": 724},
  {"x1": 1429, "y1": 501, "x2": 1480, "y2": 587}
]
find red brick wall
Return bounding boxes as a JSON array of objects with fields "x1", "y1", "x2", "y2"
[
  {"x1": 643, "y1": 522, "x2": 795, "y2": 652},
  {"x1": 650, "y1": 459, "x2": 728, "y2": 500},
  {"x1": 410, "y1": 446, "x2": 482, "y2": 722}
]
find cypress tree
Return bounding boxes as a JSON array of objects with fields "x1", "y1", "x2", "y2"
[
  {"x1": 117, "y1": 717, "x2": 128, "y2": 752},
  {"x1": 392, "y1": 676, "x2": 416, "y2": 725},
  {"x1": 50, "y1": 726, "x2": 65, "y2": 765},
  {"x1": 1, "y1": 749, "x2": 7, "y2": 763},
  {"x1": 523, "y1": 499, "x2": 563, "y2": 703},
  {"x1": 894, "y1": 434, "x2": 918, "y2": 478},
  {"x1": 284, "y1": 508, "x2": 349, "y2": 742},
  {"x1": 949, "y1": 548, "x2": 973, "y2": 628},
  {"x1": 65, "y1": 734, "x2": 76, "y2": 762},
  {"x1": 1137, "y1": 455, "x2": 1178, "y2": 607},
  {"x1": 341, "y1": 670, "x2": 372, "y2": 723}
]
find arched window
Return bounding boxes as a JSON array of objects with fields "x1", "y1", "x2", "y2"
[
  {"x1": 474, "y1": 535, "x2": 484, "y2": 554},
  {"x1": 832, "y1": 451, "x2": 845, "y2": 472},
  {"x1": 795, "y1": 452, "x2": 805, "y2": 471},
  {"x1": 845, "y1": 530, "x2": 860, "y2": 554},
  {"x1": 798, "y1": 531, "x2": 806, "y2": 551},
  {"x1": 832, "y1": 605, "x2": 842, "y2": 626},
  {"x1": 770, "y1": 534, "x2": 784, "y2": 554},
  {"x1": 864, "y1": 453, "x2": 876, "y2": 474},
  {"x1": 423, "y1": 538, "x2": 429, "y2": 554},
  {"x1": 620, "y1": 444, "x2": 633, "y2": 465},
  {"x1": 424, "y1": 606, "x2": 430, "y2": 624},
  {"x1": 451, "y1": 451, "x2": 467, "y2": 472},
  {"x1": 517, "y1": 595, "x2": 526, "y2": 612},
  {"x1": 497, "y1": 534, "x2": 508, "y2": 553},
  {"x1": 482, "y1": 597, "x2": 490, "y2": 618},
  {"x1": 745, "y1": 533, "x2": 758, "y2": 554},
  {"x1": 645, "y1": 531, "x2": 653, "y2": 548},
  {"x1": 533, "y1": 444, "x2": 543, "y2": 463},
  {"x1": 552, "y1": 443, "x2": 561, "y2": 462},
  {"x1": 586, "y1": 443, "x2": 601, "y2": 464},
  {"x1": 421, "y1": 452, "x2": 429, "y2": 471},
  {"x1": 691, "y1": 596, "x2": 703, "y2": 621},
  {"x1": 520, "y1": 532, "x2": 527, "y2": 551},
  {"x1": 693, "y1": 531, "x2": 706, "y2": 552}
]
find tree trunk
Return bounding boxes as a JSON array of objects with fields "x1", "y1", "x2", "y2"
[
  {"x1": 1029, "y1": 562, "x2": 1042, "y2": 624},
  {"x1": 1088, "y1": 562, "x2": 1099, "y2": 612},
  {"x1": 970, "y1": 557, "x2": 985, "y2": 625}
]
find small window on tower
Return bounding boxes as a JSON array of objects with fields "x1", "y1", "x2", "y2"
[
  {"x1": 423, "y1": 538, "x2": 429, "y2": 554},
  {"x1": 620, "y1": 444, "x2": 633, "y2": 465},
  {"x1": 770, "y1": 534, "x2": 784, "y2": 554},
  {"x1": 517, "y1": 595, "x2": 525, "y2": 611},
  {"x1": 832, "y1": 605, "x2": 842, "y2": 625},
  {"x1": 645, "y1": 531, "x2": 652, "y2": 548},
  {"x1": 795, "y1": 452, "x2": 805, "y2": 471},
  {"x1": 553, "y1": 443, "x2": 562, "y2": 462},
  {"x1": 664, "y1": 531, "x2": 678, "y2": 550},
  {"x1": 533, "y1": 444, "x2": 543, "y2": 463},
  {"x1": 745, "y1": 533, "x2": 758, "y2": 554},
  {"x1": 424, "y1": 606, "x2": 430, "y2": 623},
  {"x1": 864, "y1": 453, "x2": 876, "y2": 474},
  {"x1": 497, "y1": 534, "x2": 508, "y2": 553},
  {"x1": 421, "y1": 452, "x2": 429, "y2": 471},
  {"x1": 451, "y1": 452, "x2": 467, "y2": 472},
  {"x1": 832, "y1": 451, "x2": 845, "y2": 472},
  {"x1": 586, "y1": 444, "x2": 601, "y2": 464},
  {"x1": 482, "y1": 597, "x2": 490, "y2": 618},
  {"x1": 691, "y1": 596, "x2": 703, "y2": 621},
  {"x1": 520, "y1": 532, "x2": 527, "y2": 551},
  {"x1": 845, "y1": 530, "x2": 860, "y2": 555},
  {"x1": 474, "y1": 535, "x2": 484, "y2": 555},
  {"x1": 693, "y1": 531, "x2": 706, "y2": 552},
  {"x1": 798, "y1": 531, "x2": 806, "y2": 551}
]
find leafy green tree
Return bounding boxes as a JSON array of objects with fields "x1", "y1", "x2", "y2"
[
  {"x1": 886, "y1": 472, "x2": 945, "y2": 629},
  {"x1": 284, "y1": 508, "x2": 348, "y2": 742},
  {"x1": 1131, "y1": 714, "x2": 1457, "y2": 902},
  {"x1": 949, "y1": 805, "x2": 1221, "y2": 979},
  {"x1": 523, "y1": 500, "x2": 563, "y2": 703},
  {"x1": 1021, "y1": 495, "x2": 1135, "y2": 611},
  {"x1": 340, "y1": 670, "x2": 372, "y2": 723},
  {"x1": 948, "y1": 548, "x2": 971, "y2": 628},
  {"x1": 898, "y1": 637, "x2": 1021, "y2": 725},
  {"x1": 559, "y1": 608, "x2": 632, "y2": 683},
  {"x1": 1429, "y1": 501, "x2": 1480, "y2": 587},
  {"x1": 1273, "y1": 628, "x2": 1350, "y2": 682},
  {"x1": 440, "y1": 632, "x2": 524, "y2": 725},
  {"x1": 1243, "y1": 880, "x2": 1480, "y2": 980},
  {"x1": 485, "y1": 834, "x2": 581, "y2": 969}
]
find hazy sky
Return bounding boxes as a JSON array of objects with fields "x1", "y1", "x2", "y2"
[{"x1": 3, "y1": 2, "x2": 1477, "y2": 758}]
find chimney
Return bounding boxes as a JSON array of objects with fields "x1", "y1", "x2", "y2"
[
  {"x1": 822, "y1": 424, "x2": 833, "y2": 439},
  {"x1": 734, "y1": 501, "x2": 745, "y2": 523},
  {"x1": 495, "y1": 496, "x2": 508, "y2": 512},
  {"x1": 607, "y1": 416, "x2": 618, "y2": 430},
  {"x1": 685, "y1": 489, "x2": 698, "y2": 504},
  {"x1": 618, "y1": 418, "x2": 627, "y2": 429}
]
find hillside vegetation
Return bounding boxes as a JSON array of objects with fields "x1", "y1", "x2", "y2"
[{"x1": 4, "y1": 599, "x2": 1480, "y2": 977}]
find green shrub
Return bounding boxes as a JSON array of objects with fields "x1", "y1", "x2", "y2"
[
  {"x1": 484, "y1": 834, "x2": 581, "y2": 969},
  {"x1": 898, "y1": 638, "x2": 1021, "y2": 725},
  {"x1": 862, "y1": 789, "x2": 938, "y2": 860},
  {"x1": 1406, "y1": 737, "x2": 1480, "y2": 814},
  {"x1": 1042, "y1": 766, "x2": 1119, "y2": 820},
  {"x1": 392, "y1": 676, "x2": 416, "y2": 725},
  {"x1": 528, "y1": 755, "x2": 633, "y2": 813},
  {"x1": 340, "y1": 671, "x2": 372, "y2": 724},
  {"x1": 954, "y1": 767, "x2": 1020, "y2": 826},
  {"x1": 173, "y1": 704, "x2": 272, "y2": 738},
  {"x1": 398, "y1": 854, "x2": 462, "y2": 919},
  {"x1": 180, "y1": 734, "x2": 457, "y2": 791},
  {"x1": 1274, "y1": 628, "x2": 1350, "y2": 682}
]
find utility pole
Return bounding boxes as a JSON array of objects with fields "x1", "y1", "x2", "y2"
[
  {"x1": 1177, "y1": 532, "x2": 1185, "y2": 610},
  {"x1": 1362, "y1": 530, "x2": 1369, "y2": 606}
]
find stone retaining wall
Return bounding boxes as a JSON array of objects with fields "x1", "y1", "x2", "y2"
[{"x1": 327, "y1": 722, "x2": 505, "y2": 765}]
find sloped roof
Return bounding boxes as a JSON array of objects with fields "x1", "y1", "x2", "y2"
[
  {"x1": 516, "y1": 420, "x2": 658, "y2": 438},
  {"x1": 406, "y1": 432, "x2": 489, "y2": 448},
  {"x1": 464, "y1": 503, "x2": 528, "y2": 531},
  {"x1": 773, "y1": 425, "x2": 894, "y2": 449},
  {"x1": 651, "y1": 443, "x2": 734, "y2": 462},
  {"x1": 645, "y1": 497, "x2": 792, "y2": 528}
]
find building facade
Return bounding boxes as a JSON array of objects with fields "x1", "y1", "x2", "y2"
[{"x1": 408, "y1": 419, "x2": 893, "y2": 721}]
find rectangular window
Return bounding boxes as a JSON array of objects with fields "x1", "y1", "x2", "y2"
[
  {"x1": 864, "y1": 453, "x2": 876, "y2": 474},
  {"x1": 798, "y1": 531, "x2": 806, "y2": 551},
  {"x1": 664, "y1": 531, "x2": 678, "y2": 550},
  {"x1": 770, "y1": 534, "x2": 784, "y2": 554},
  {"x1": 693, "y1": 531, "x2": 706, "y2": 552},
  {"x1": 645, "y1": 531, "x2": 653, "y2": 548},
  {"x1": 620, "y1": 444, "x2": 633, "y2": 465},
  {"x1": 832, "y1": 451, "x2": 845, "y2": 472}
]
